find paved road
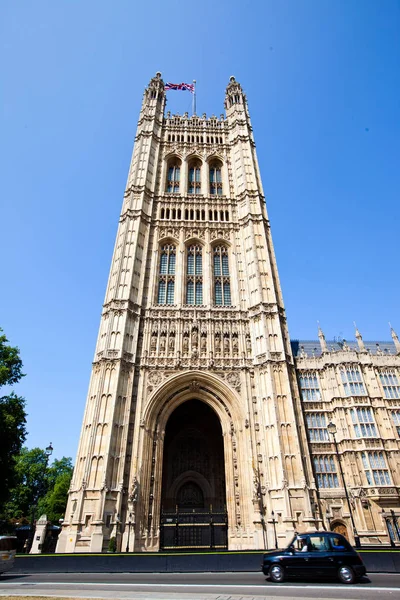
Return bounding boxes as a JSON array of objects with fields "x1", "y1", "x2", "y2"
[{"x1": 1, "y1": 572, "x2": 400, "y2": 600}]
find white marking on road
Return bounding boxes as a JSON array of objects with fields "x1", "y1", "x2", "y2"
[{"x1": 1, "y1": 582, "x2": 400, "y2": 592}]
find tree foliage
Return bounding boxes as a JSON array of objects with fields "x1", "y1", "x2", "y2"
[
  {"x1": 0, "y1": 328, "x2": 27, "y2": 509},
  {"x1": 4, "y1": 449, "x2": 73, "y2": 524}
]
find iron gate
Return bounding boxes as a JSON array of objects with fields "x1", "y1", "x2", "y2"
[{"x1": 160, "y1": 508, "x2": 228, "y2": 550}]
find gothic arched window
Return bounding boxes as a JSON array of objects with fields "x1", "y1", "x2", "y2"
[
  {"x1": 158, "y1": 244, "x2": 176, "y2": 305},
  {"x1": 213, "y1": 245, "x2": 231, "y2": 306},
  {"x1": 166, "y1": 158, "x2": 181, "y2": 193},
  {"x1": 186, "y1": 245, "x2": 203, "y2": 305},
  {"x1": 209, "y1": 161, "x2": 223, "y2": 195},
  {"x1": 188, "y1": 160, "x2": 201, "y2": 195}
]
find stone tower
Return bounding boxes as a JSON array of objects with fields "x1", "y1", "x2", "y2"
[{"x1": 57, "y1": 73, "x2": 316, "y2": 553}]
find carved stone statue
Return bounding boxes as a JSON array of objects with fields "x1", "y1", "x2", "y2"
[
  {"x1": 159, "y1": 335, "x2": 166, "y2": 352},
  {"x1": 151, "y1": 333, "x2": 157, "y2": 352},
  {"x1": 129, "y1": 477, "x2": 139, "y2": 503},
  {"x1": 224, "y1": 335, "x2": 230, "y2": 354},
  {"x1": 168, "y1": 335, "x2": 175, "y2": 352}
]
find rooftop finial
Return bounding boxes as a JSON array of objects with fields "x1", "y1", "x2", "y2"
[
  {"x1": 317, "y1": 321, "x2": 328, "y2": 353},
  {"x1": 354, "y1": 322, "x2": 366, "y2": 352},
  {"x1": 389, "y1": 322, "x2": 400, "y2": 354}
]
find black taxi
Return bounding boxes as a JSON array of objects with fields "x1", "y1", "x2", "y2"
[{"x1": 262, "y1": 531, "x2": 366, "y2": 584}]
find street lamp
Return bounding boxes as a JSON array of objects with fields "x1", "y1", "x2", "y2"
[
  {"x1": 271, "y1": 511, "x2": 278, "y2": 549},
  {"x1": 327, "y1": 422, "x2": 360, "y2": 547}
]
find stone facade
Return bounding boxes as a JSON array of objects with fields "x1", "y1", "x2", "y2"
[{"x1": 56, "y1": 74, "x2": 400, "y2": 553}]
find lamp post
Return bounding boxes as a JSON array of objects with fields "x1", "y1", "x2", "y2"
[
  {"x1": 327, "y1": 422, "x2": 360, "y2": 547},
  {"x1": 271, "y1": 511, "x2": 278, "y2": 549}
]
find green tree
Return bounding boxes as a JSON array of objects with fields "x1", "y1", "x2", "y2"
[
  {"x1": 5, "y1": 450, "x2": 73, "y2": 524},
  {"x1": 38, "y1": 470, "x2": 73, "y2": 523},
  {"x1": 0, "y1": 328, "x2": 27, "y2": 509},
  {"x1": 4, "y1": 447, "x2": 50, "y2": 519}
]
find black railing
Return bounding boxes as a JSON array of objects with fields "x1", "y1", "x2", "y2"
[{"x1": 160, "y1": 508, "x2": 228, "y2": 551}]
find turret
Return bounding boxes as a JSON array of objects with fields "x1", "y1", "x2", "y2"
[
  {"x1": 389, "y1": 323, "x2": 400, "y2": 354},
  {"x1": 317, "y1": 322, "x2": 328, "y2": 353},
  {"x1": 354, "y1": 322, "x2": 366, "y2": 352}
]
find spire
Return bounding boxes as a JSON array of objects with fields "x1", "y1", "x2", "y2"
[
  {"x1": 317, "y1": 322, "x2": 328, "y2": 353},
  {"x1": 143, "y1": 71, "x2": 165, "y2": 108},
  {"x1": 389, "y1": 322, "x2": 400, "y2": 354},
  {"x1": 354, "y1": 322, "x2": 366, "y2": 352},
  {"x1": 224, "y1": 76, "x2": 246, "y2": 113}
]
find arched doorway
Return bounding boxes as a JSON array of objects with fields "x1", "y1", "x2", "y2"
[
  {"x1": 160, "y1": 399, "x2": 227, "y2": 550},
  {"x1": 331, "y1": 521, "x2": 349, "y2": 540}
]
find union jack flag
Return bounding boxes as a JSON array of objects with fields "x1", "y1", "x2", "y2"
[{"x1": 165, "y1": 82, "x2": 195, "y2": 93}]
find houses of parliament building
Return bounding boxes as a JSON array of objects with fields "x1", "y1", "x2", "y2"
[{"x1": 56, "y1": 73, "x2": 400, "y2": 553}]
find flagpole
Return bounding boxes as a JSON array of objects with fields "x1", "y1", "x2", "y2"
[{"x1": 193, "y1": 80, "x2": 196, "y2": 115}]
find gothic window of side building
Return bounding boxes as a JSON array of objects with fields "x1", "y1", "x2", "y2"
[
  {"x1": 305, "y1": 413, "x2": 329, "y2": 441},
  {"x1": 188, "y1": 160, "x2": 201, "y2": 194},
  {"x1": 158, "y1": 244, "x2": 176, "y2": 305},
  {"x1": 340, "y1": 366, "x2": 366, "y2": 396},
  {"x1": 361, "y1": 451, "x2": 391, "y2": 485},
  {"x1": 349, "y1": 407, "x2": 377, "y2": 438},
  {"x1": 186, "y1": 244, "x2": 203, "y2": 305},
  {"x1": 213, "y1": 245, "x2": 231, "y2": 306},
  {"x1": 391, "y1": 411, "x2": 400, "y2": 437},
  {"x1": 209, "y1": 160, "x2": 223, "y2": 195},
  {"x1": 379, "y1": 370, "x2": 400, "y2": 398},
  {"x1": 313, "y1": 455, "x2": 339, "y2": 488},
  {"x1": 166, "y1": 158, "x2": 181, "y2": 193},
  {"x1": 299, "y1": 373, "x2": 321, "y2": 401}
]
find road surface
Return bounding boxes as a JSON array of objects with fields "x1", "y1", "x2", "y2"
[{"x1": 1, "y1": 571, "x2": 400, "y2": 599}]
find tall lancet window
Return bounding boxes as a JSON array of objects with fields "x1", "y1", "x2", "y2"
[
  {"x1": 209, "y1": 161, "x2": 223, "y2": 195},
  {"x1": 166, "y1": 158, "x2": 181, "y2": 193},
  {"x1": 186, "y1": 245, "x2": 203, "y2": 305},
  {"x1": 158, "y1": 244, "x2": 176, "y2": 305},
  {"x1": 188, "y1": 160, "x2": 201, "y2": 194},
  {"x1": 213, "y1": 246, "x2": 231, "y2": 306}
]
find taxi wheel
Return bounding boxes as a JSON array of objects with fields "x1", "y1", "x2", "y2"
[
  {"x1": 337, "y1": 565, "x2": 355, "y2": 584},
  {"x1": 269, "y1": 564, "x2": 285, "y2": 583}
]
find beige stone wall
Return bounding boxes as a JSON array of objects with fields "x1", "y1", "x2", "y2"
[{"x1": 295, "y1": 332, "x2": 400, "y2": 545}]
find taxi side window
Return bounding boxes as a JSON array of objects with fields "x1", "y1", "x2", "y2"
[
  {"x1": 329, "y1": 535, "x2": 349, "y2": 551},
  {"x1": 307, "y1": 535, "x2": 330, "y2": 552}
]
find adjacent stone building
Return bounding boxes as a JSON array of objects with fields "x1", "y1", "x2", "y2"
[{"x1": 56, "y1": 74, "x2": 400, "y2": 553}]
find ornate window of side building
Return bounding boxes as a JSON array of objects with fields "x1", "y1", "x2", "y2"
[
  {"x1": 305, "y1": 413, "x2": 329, "y2": 441},
  {"x1": 313, "y1": 455, "x2": 339, "y2": 488},
  {"x1": 390, "y1": 410, "x2": 400, "y2": 437},
  {"x1": 361, "y1": 451, "x2": 391, "y2": 485},
  {"x1": 186, "y1": 244, "x2": 203, "y2": 305},
  {"x1": 350, "y1": 407, "x2": 377, "y2": 438},
  {"x1": 299, "y1": 373, "x2": 321, "y2": 401},
  {"x1": 340, "y1": 367, "x2": 366, "y2": 396},
  {"x1": 188, "y1": 159, "x2": 201, "y2": 195},
  {"x1": 166, "y1": 158, "x2": 181, "y2": 193},
  {"x1": 379, "y1": 370, "x2": 400, "y2": 399},
  {"x1": 157, "y1": 244, "x2": 176, "y2": 305},
  {"x1": 213, "y1": 245, "x2": 231, "y2": 306},
  {"x1": 209, "y1": 160, "x2": 223, "y2": 195}
]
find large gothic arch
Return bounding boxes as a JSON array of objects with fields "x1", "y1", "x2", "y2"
[{"x1": 135, "y1": 371, "x2": 253, "y2": 551}]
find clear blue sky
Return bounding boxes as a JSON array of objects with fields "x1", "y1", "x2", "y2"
[{"x1": 1, "y1": 0, "x2": 399, "y2": 461}]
